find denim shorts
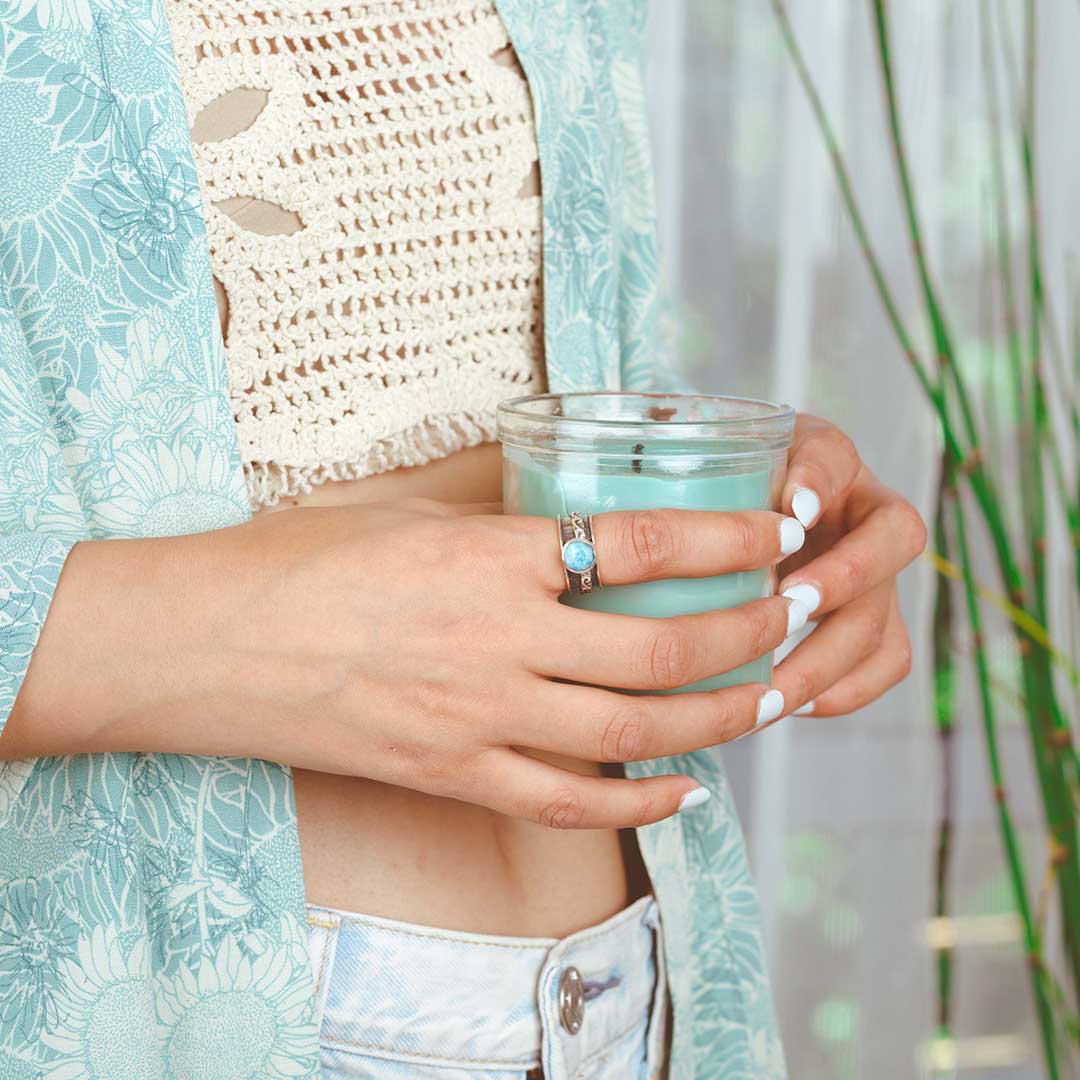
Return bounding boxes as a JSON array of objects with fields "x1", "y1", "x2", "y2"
[{"x1": 306, "y1": 895, "x2": 669, "y2": 1079}]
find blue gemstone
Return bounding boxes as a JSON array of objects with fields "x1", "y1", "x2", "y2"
[{"x1": 563, "y1": 539, "x2": 596, "y2": 573}]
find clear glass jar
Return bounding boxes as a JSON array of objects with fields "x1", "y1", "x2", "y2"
[{"x1": 498, "y1": 392, "x2": 795, "y2": 692}]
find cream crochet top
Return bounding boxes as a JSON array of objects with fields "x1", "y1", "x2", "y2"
[{"x1": 166, "y1": 0, "x2": 547, "y2": 508}]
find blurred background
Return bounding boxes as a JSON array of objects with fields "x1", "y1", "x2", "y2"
[{"x1": 644, "y1": 2, "x2": 1080, "y2": 1078}]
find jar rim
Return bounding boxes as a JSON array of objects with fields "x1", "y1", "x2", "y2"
[
  {"x1": 498, "y1": 392, "x2": 796, "y2": 453},
  {"x1": 496, "y1": 390, "x2": 794, "y2": 427}
]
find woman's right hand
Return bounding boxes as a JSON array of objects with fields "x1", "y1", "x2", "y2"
[{"x1": 7, "y1": 500, "x2": 808, "y2": 829}]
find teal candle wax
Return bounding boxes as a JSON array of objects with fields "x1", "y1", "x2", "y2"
[
  {"x1": 498, "y1": 393, "x2": 795, "y2": 695},
  {"x1": 505, "y1": 449, "x2": 773, "y2": 691}
]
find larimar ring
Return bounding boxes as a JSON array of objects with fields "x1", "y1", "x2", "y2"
[{"x1": 558, "y1": 512, "x2": 602, "y2": 596}]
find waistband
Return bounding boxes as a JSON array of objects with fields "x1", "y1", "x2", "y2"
[{"x1": 306, "y1": 895, "x2": 663, "y2": 1074}]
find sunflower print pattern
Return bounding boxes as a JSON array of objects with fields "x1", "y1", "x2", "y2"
[{"x1": 0, "y1": 0, "x2": 784, "y2": 1076}]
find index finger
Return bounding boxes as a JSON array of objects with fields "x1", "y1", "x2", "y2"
[{"x1": 782, "y1": 414, "x2": 863, "y2": 528}]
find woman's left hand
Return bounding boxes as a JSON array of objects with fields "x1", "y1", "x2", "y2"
[{"x1": 767, "y1": 413, "x2": 927, "y2": 721}]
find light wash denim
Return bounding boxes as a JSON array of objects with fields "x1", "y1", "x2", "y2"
[{"x1": 306, "y1": 896, "x2": 669, "y2": 1079}]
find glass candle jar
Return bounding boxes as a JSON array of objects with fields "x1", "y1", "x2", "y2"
[{"x1": 497, "y1": 392, "x2": 796, "y2": 693}]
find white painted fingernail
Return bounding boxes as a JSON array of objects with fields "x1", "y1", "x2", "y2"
[
  {"x1": 792, "y1": 488, "x2": 822, "y2": 528},
  {"x1": 756, "y1": 689, "x2": 785, "y2": 726},
  {"x1": 782, "y1": 583, "x2": 822, "y2": 615},
  {"x1": 794, "y1": 700, "x2": 816, "y2": 716},
  {"x1": 779, "y1": 516, "x2": 805, "y2": 556},
  {"x1": 678, "y1": 786, "x2": 712, "y2": 812},
  {"x1": 786, "y1": 598, "x2": 810, "y2": 636}
]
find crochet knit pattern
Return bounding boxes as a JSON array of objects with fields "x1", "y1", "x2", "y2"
[{"x1": 167, "y1": 0, "x2": 547, "y2": 507}]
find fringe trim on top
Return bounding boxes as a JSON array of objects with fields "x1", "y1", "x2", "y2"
[{"x1": 244, "y1": 410, "x2": 498, "y2": 510}]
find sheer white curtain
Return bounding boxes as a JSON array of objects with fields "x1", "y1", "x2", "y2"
[{"x1": 645, "y1": 3, "x2": 1080, "y2": 1077}]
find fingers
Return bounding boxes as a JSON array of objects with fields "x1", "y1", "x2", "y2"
[
  {"x1": 782, "y1": 414, "x2": 864, "y2": 527},
  {"x1": 795, "y1": 599, "x2": 913, "y2": 717},
  {"x1": 594, "y1": 509, "x2": 806, "y2": 586},
  {"x1": 514, "y1": 679, "x2": 777, "y2": 763},
  {"x1": 777, "y1": 495, "x2": 926, "y2": 619},
  {"x1": 771, "y1": 584, "x2": 897, "y2": 714},
  {"x1": 517, "y1": 508, "x2": 805, "y2": 594},
  {"x1": 530, "y1": 595, "x2": 808, "y2": 690},
  {"x1": 478, "y1": 748, "x2": 709, "y2": 830}
]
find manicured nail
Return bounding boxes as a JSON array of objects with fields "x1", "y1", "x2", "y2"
[
  {"x1": 792, "y1": 488, "x2": 822, "y2": 528},
  {"x1": 794, "y1": 700, "x2": 816, "y2": 716},
  {"x1": 678, "y1": 786, "x2": 712, "y2": 812},
  {"x1": 782, "y1": 582, "x2": 822, "y2": 616},
  {"x1": 779, "y1": 516, "x2": 805, "y2": 556},
  {"x1": 756, "y1": 689, "x2": 785, "y2": 726},
  {"x1": 786, "y1": 598, "x2": 810, "y2": 637}
]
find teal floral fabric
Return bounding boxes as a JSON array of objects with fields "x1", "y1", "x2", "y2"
[{"x1": 0, "y1": 0, "x2": 784, "y2": 1077}]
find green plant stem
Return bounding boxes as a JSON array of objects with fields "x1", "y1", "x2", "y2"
[
  {"x1": 1074, "y1": 288, "x2": 1080, "y2": 593},
  {"x1": 952, "y1": 479, "x2": 1061, "y2": 1077},
  {"x1": 1014, "y1": 1, "x2": 1079, "y2": 696},
  {"x1": 931, "y1": 462, "x2": 957, "y2": 1041},
  {"x1": 980, "y1": 0, "x2": 1031, "y2": 554},
  {"x1": 873, "y1": 0, "x2": 1080, "y2": 1007},
  {"x1": 770, "y1": 0, "x2": 1080, "y2": 1059},
  {"x1": 1021, "y1": 0, "x2": 1049, "y2": 628},
  {"x1": 869, "y1": 0, "x2": 981, "y2": 451},
  {"x1": 874, "y1": 0, "x2": 1080, "y2": 870},
  {"x1": 867, "y1": 0, "x2": 1028, "y2": 608},
  {"x1": 1017, "y1": 0, "x2": 1080, "y2": 997},
  {"x1": 984, "y1": 0, "x2": 1080, "y2": 789},
  {"x1": 767, "y1": 0, "x2": 936, "y2": 407}
]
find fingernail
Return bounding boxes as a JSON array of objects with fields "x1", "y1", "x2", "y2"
[
  {"x1": 782, "y1": 582, "x2": 822, "y2": 615},
  {"x1": 779, "y1": 516, "x2": 805, "y2": 556},
  {"x1": 678, "y1": 786, "x2": 712, "y2": 812},
  {"x1": 792, "y1": 488, "x2": 821, "y2": 528},
  {"x1": 786, "y1": 598, "x2": 810, "y2": 636},
  {"x1": 794, "y1": 700, "x2": 816, "y2": 716},
  {"x1": 756, "y1": 688, "x2": 785, "y2": 726}
]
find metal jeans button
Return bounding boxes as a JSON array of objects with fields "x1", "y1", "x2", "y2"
[{"x1": 558, "y1": 966, "x2": 585, "y2": 1034}]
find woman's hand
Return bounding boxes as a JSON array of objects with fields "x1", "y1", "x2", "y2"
[
  {"x1": 233, "y1": 501, "x2": 809, "y2": 828},
  {"x1": 8, "y1": 499, "x2": 809, "y2": 830},
  {"x1": 767, "y1": 414, "x2": 927, "y2": 722}
]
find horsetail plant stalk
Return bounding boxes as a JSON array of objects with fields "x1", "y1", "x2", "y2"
[
  {"x1": 931, "y1": 463, "x2": 957, "y2": 1050},
  {"x1": 770, "y1": 0, "x2": 1080, "y2": 1072}
]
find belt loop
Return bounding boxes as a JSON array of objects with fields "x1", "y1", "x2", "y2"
[
  {"x1": 643, "y1": 897, "x2": 661, "y2": 933},
  {"x1": 306, "y1": 908, "x2": 340, "y2": 1033},
  {"x1": 644, "y1": 900, "x2": 669, "y2": 1076}
]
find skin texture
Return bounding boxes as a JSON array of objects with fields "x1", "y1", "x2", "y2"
[{"x1": 5, "y1": 416, "x2": 926, "y2": 936}]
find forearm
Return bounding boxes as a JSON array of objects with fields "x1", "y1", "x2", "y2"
[{"x1": 2, "y1": 525, "x2": 262, "y2": 760}]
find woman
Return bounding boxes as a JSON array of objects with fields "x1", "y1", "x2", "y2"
[{"x1": 0, "y1": 0, "x2": 924, "y2": 1077}]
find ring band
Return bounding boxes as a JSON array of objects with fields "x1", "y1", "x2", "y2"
[{"x1": 558, "y1": 512, "x2": 602, "y2": 596}]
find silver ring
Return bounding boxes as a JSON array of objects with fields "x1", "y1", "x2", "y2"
[{"x1": 557, "y1": 512, "x2": 602, "y2": 596}]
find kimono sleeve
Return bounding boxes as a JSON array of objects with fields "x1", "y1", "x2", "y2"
[{"x1": 0, "y1": 296, "x2": 84, "y2": 732}]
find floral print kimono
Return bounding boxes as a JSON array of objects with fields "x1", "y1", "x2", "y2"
[{"x1": 0, "y1": 0, "x2": 787, "y2": 1076}]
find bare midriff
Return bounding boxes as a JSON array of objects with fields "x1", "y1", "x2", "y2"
[{"x1": 258, "y1": 445, "x2": 646, "y2": 939}]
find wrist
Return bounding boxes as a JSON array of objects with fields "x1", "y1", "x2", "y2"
[{"x1": 198, "y1": 511, "x2": 331, "y2": 765}]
